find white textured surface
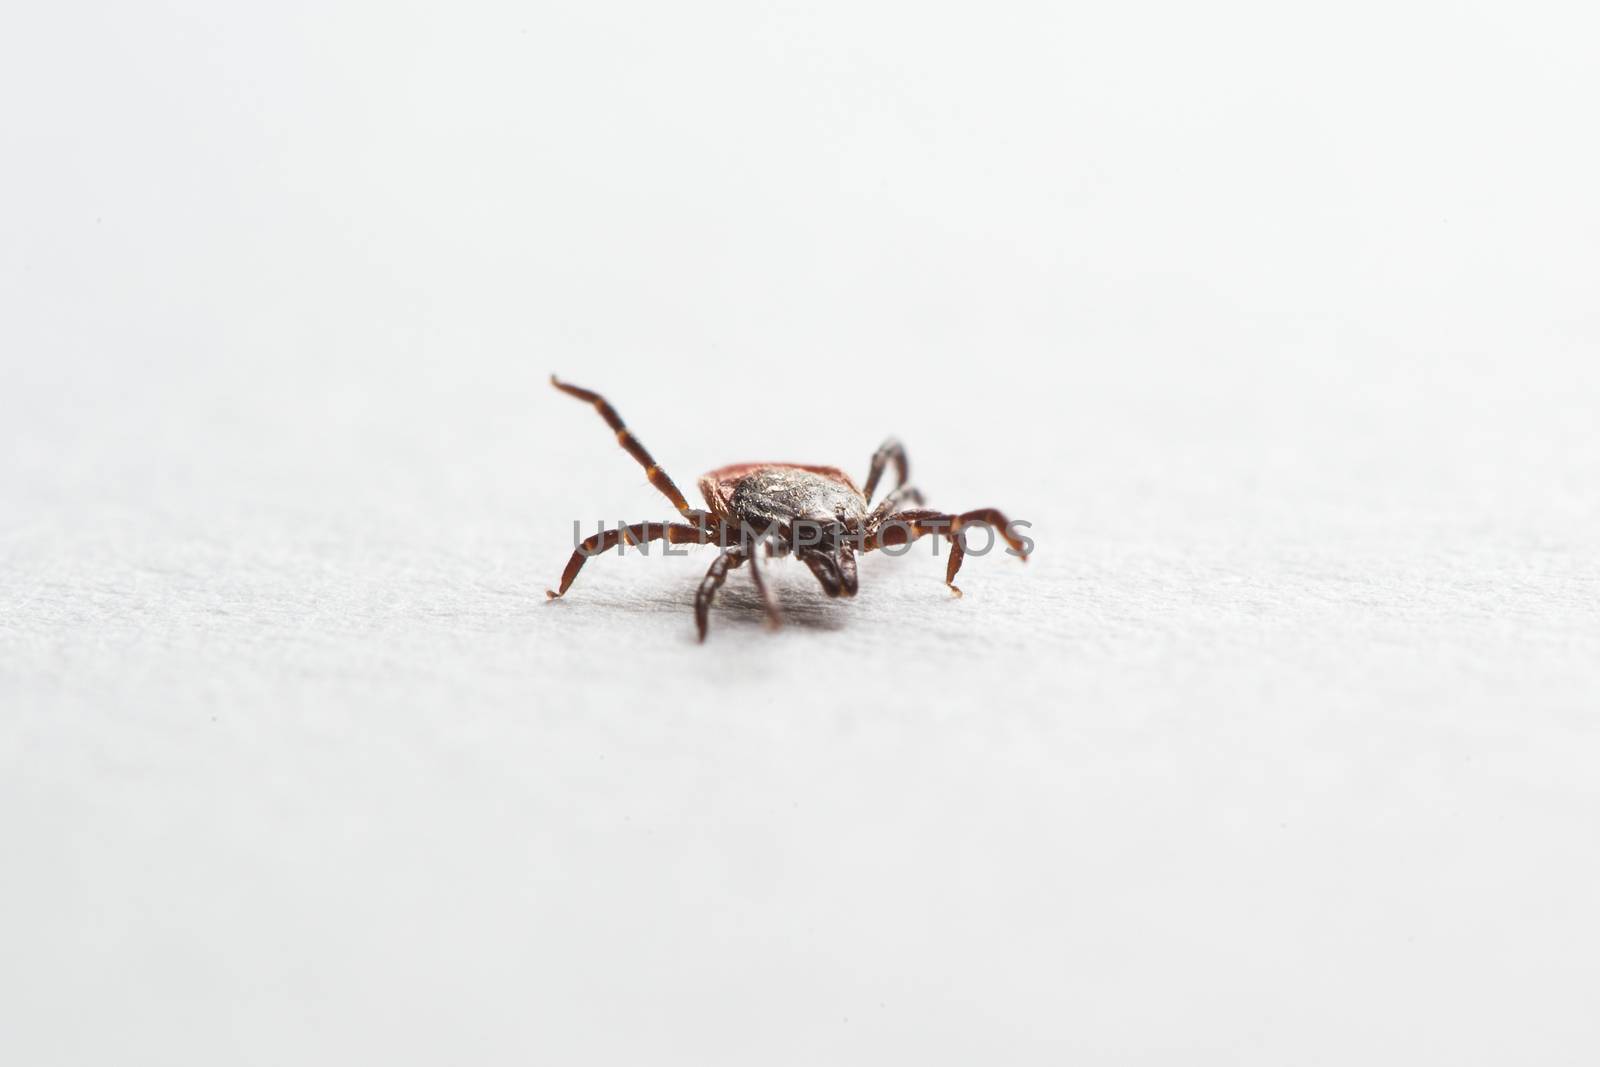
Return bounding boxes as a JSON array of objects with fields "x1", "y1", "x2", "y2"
[{"x1": 4, "y1": 3, "x2": 1600, "y2": 1064}]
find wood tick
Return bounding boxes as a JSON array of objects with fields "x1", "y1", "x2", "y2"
[{"x1": 545, "y1": 376, "x2": 1030, "y2": 641}]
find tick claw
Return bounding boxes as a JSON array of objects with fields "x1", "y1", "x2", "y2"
[
  {"x1": 948, "y1": 584, "x2": 964, "y2": 598},
  {"x1": 546, "y1": 589, "x2": 561, "y2": 599}
]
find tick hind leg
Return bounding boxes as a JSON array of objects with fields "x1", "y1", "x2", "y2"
[
  {"x1": 865, "y1": 508, "x2": 1029, "y2": 596},
  {"x1": 550, "y1": 376, "x2": 706, "y2": 521},
  {"x1": 546, "y1": 522, "x2": 708, "y2": 599}
]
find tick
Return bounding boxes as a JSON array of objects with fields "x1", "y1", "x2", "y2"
[{"x1": 545, "y1": 376, "x2": 1030, "y2": 640}]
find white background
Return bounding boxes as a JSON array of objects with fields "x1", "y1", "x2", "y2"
[{"x1": 3, "y1": 2, "x2": 1598, "y2": 1063}]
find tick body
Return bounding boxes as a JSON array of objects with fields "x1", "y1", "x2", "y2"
[{"x1": 545, "y1": 376, "x2": 1030, "y2": 641}]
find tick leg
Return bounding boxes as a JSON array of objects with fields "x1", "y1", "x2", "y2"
[
  {"x1": 546, "y1": 522, "x2": 709, "y2": 599},
  {"x1": 864, "y1": 508, "x2": 1029, "y2": 596},
  {"x1": 862, "y1": 438, "x2": 909, "y2": 504},
  {"x1": 745, "y1": 540, "x2": 784, "y2": 630},
  {"x1": 550, "y1": 376, "x2": 708, "y2": 522},
  {"x1": 694, "y1": 546, "x2": 747, "y2": 642},
  {"x1": 866, "y1": 483, "x2": 925, "y2": 526},
  {"x1": 836, "y1": 542, "x2": 859, "y2": 596}
]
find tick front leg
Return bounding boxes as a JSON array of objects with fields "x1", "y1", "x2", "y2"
[
  {"x1": 836, "y1": 542, "x2": 859, "y2": 596},
  {"x1": 550, "y1": 375, "x2": 709, "y2": 524},
  {"x1": 745, "y1": 540, "x2": 784, "y2": 631},
  {"x1": 546, "y1": 521, "x2": 708, "y2": 599},
  {"x1": 694, "y1": 546, "x2": 747, "y2": 642}
]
